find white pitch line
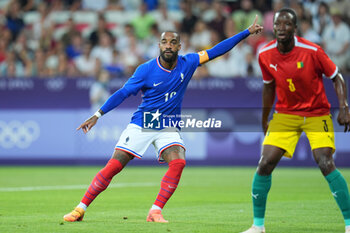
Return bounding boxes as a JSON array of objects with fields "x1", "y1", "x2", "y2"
[{"x1": 0, "y1": 182, "x2": 159, "y2": 192}]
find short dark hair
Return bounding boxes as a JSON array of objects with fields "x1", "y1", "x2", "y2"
[
  {"x1": 275, "y1": 8, "x2": 298, "y2": 26},
  {"x1": 161, "y1": 31, "x2": 181, "y2": 42}
]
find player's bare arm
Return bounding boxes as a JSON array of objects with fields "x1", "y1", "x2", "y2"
[
  {"x1": 77, "y1": 109, "x2": 105, "y2": 133},
  {"x1": 332, "y1": 73, "x2": 350, "y2": 132},
  {"x1": 262, "y1": 82, "x2": 275, "y2": 135}
]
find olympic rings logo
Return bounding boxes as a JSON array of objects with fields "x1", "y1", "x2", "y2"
[
  {"x1": 246, "y1": 79, "x2": 263, "y2": 91},
  {"x1": 45, "y1": 79, "x2": 66, "y2": 91},
  {"x1": 0, "y1": 120, "x2": 40, "y2": 149}
]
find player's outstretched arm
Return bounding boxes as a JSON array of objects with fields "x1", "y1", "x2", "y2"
[
  {"x1": 77, "y1": 88, "x2": 128, "y2": 134},
  {"x1": 76, "y1": 65, "x2": 145, "y2": 134},
  {"x1": 77, "y1": 65, "x2": 145, "y2": 134},
  {"x1": 199, "y1": 15, "x2": 263, "y2": 64},
  {"x1": 332, "y1": 73, "x2": 350, "y2": 132},
  {"x1": 77, "y1": 89, "x2": 127, "y2": 134}
]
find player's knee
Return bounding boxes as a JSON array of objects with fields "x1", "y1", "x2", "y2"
[
  {"x1": 317, "y1": 156, "x2": 335, "y2": 176},
  {"x1": 162, "y1": 146, "x2": 186, "y2": 162},
  {"x1": 113, "y1": 149, "x2": 134, "y2": 167},
  {"x1": 257, "y1": 157, "x2": 276, "y2": 175}
]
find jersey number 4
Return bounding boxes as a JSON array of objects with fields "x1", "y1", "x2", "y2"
[
  {"x1": 286, "y1": 78, "x2": 296, "y2": 92},
  {"x1": 165, "y1": 92, "x2": 176, "y2": 102}
]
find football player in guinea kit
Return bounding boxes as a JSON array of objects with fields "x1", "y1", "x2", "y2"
[
  {"x1": 63, "y1": 17, "x2": 263, "y2": 222},
  {"x1": 241, "y1": 8, "x2": 350, "y2": 233}
]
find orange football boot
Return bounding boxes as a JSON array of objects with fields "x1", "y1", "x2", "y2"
[
  {"x1": 63, "y1": 207, "x2": 85, "y2": 222},
  {"x1": 146, "y1": 209, "x2": 168, "y2": 223}
]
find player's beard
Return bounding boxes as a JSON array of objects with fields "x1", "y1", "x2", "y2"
[{"x1": 160, "y1": 49, "x2": 178, "y2": 63}]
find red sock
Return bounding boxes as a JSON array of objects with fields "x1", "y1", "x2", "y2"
[
  {"x1": 153, "y1": 159, "x2": 186, "y2": 209},
  {"x1": 81, "y1": 158, "x2": 123, "y2": 206}
]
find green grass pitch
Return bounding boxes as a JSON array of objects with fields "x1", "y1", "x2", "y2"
[{"x1": 0, "y1": 166, "x2": 349, "y2": 233}]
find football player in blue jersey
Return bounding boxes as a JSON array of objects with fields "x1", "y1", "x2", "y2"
[{"x1": 63, "y1": 16, "x2": 263, "y2": 223}]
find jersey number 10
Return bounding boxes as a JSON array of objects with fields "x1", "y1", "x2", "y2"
[{"x1": 165, "y1": 92, "x2": 177, "y2": 102}]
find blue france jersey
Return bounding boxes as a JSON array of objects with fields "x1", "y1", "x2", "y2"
[
  {"x1": 100, "y1": 30, "x2": 249, "y2": 128},
  {"x1": 122, "y1": 54, "x2": 200, "y2": 128}
]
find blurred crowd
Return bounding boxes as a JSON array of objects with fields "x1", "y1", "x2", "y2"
[{"x1": 0, "y1": 0, "x2": 349, "y2": 79}]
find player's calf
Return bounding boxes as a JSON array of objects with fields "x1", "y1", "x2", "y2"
[{"x1": 153, "y1": 159, "x2": 186, "y2": 209}]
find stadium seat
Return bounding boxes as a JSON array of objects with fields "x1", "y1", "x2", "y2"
[
  {"x1": 23, "y1": 11, "x2": 41, "y2": 30},
  {"x1": 72, "y1": 11, "x2": 97, "y2": 38},
  {"x1": 49, "y1": 11, "x2": 71, "y2": 25},
  {"x1": 104, "y1": 10, "x2": 138, "y2": 36}
]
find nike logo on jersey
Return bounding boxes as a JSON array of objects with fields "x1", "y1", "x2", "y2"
[
  {"x1": 180, "y1": 73, "x2": 184, "y2": 82},
  {"x1": 153, "y1": 82, "x2": 163, "y2": 87},
  {"x1": 168, "y1": 185, "x2": 176, "y2": 189},
  {"x1": 269, "y1": 64, "x2": 278, "y2": 71}
]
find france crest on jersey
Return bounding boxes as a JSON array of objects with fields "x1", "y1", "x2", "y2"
[{"x1": 121, "y1": 53, "x2": 200, "y2": 130}]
